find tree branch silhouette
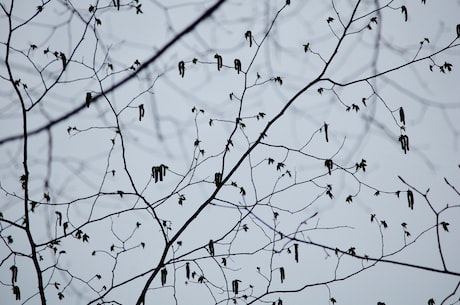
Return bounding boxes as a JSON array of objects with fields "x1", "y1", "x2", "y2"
[
  {"x1": 0, "y1": 0, "x2": 227, "y2": 146},
  {"x1": 1, "y1": 1, "x2": 459, "y2": 305}
]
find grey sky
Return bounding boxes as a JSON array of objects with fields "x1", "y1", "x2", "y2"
[{"x1": 1, "y1": 1, "x2": 459, "y2": 304}]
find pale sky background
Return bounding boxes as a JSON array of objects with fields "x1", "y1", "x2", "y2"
[{"x1": 1, "y1": 1, "x2": 459, "y2": 304}]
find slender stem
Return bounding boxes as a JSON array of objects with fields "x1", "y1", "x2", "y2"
[{"x1": 3, "y1": 2, "x2": 47, "y2": 304}]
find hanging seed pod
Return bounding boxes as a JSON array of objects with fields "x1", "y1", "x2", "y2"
[{"x1": 178, "y1": 61, "x2": 185, "y2": 77}]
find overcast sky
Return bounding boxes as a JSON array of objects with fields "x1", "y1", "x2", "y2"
[{"x1": 1, "y1": 1, "x2": 459, "y2": 304}]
